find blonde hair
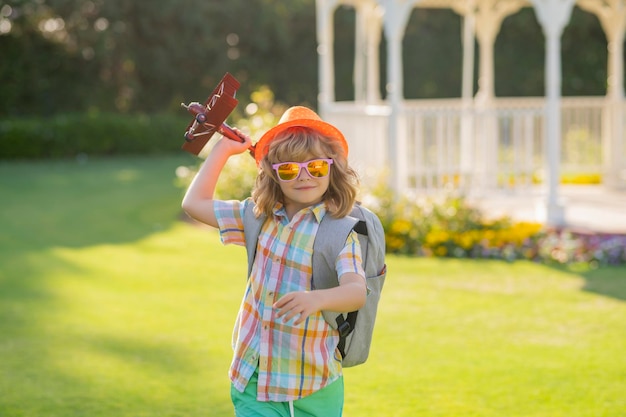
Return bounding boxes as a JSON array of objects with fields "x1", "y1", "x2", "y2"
[{"x1": 251, "y1": 127, "x2": 359, "y2": 218}]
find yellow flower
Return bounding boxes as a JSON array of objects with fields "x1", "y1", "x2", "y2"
[
  {"x1": 425, "y1": 230, "x2": 449, "y2": 246},
  {"x1": 390, "y1": 219, "x2": 412, "y2": 235},
  {"x1": 386, "y1": 236, "x2": 405, "y2": 252},
  {"x1": 454, "y1": 232, "x2": 475, "y2": 250}
]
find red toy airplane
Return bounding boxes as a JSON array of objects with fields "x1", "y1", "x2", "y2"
[{"x1": 181, "y1": 72, "x2": 253, "y2": 156}]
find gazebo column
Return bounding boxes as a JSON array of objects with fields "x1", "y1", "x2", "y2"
[
  {"x1": 474, "y1": 12, "x2": 497, "y2": 102},
  {"x1": 380, "y1": 0, "x2": 413, "y2": 192},
  {"x1": 472, "y1": 1, "x2": 523, "y2": 190},
  {"x1": 604, "y1": 24, "x2": 626, "y2": 189},
  {"x1": 579, "y1": 0, "x2": 626, "y2": 189},
  {"x1": 531, "y1": 0, "x2": 576, "y2": 227},
  {"x1": 316, "y1": 0, "x2": 339, "y2": 112},
  {"x1": 355, "y1": 3, "x2": 368, "y2": 102},
  {"x1": 460, "y1": 4, "x2": 476, "y2": 105},
  {"x1": 354, "y1": 1, "x2": 383, "y2": 103},
  {"x1": 366, "y1": 5, "x2": 383, "y2": 104},
  {"x1": 451, "y1": 1, "x2": 477, "y2": 191}
]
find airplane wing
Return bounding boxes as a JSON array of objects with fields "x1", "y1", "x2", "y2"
[{"x1": 182, "y1": 73, "x2": 241, "y2": 155}]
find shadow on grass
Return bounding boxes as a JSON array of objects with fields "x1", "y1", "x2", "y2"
[
  {"x1": 539, "y1": 260, "x2": 626, "y2": 302},
  {"x1": 578, "y1": 265, "x2": 626, "y2": 301}
]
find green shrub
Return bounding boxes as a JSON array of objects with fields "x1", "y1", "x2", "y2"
[
  {"x1": 175, "y1": 152, "x2": 258, "y2": 202},
  {"x1": 363, "y1": 184, "x2": 543, "y2": 259},
  {"x1": 0, "y1": 112, "x2": 189, "y2": 159}
]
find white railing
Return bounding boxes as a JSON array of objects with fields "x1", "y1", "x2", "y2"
[{"x1": 323, "y1": 96, "x2": 614, "y2": 194}]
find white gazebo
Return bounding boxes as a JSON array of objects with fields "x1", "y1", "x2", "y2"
[{"x1": 315, "y1": 0, "x2": 626, "y2": 226}]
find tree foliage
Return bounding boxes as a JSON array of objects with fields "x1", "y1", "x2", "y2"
[
  {"x1": 1, "y1": 0, "x2": 320, "y2": 116},
  {"x1": 0, "y1": 1, "x2": 611, "y2": 118}
]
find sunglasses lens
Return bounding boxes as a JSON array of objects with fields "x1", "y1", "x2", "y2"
[
  {"x1": 276, "y1": 163, "x2": 300, "y2": 181},
  {"x1": 273, "y1": 159, "x2": 332, "y2": 181},
  {"x1": 307, "y1": 159, "x2": 330, "y2": 177}
]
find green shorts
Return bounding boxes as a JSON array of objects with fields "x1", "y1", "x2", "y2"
[{"x1": 230, "y1": 369, "x2": 344, "y2": 417}]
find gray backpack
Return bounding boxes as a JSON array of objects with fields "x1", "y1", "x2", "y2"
[{"x1": 243, "y1": 203, "x2": 386, "y2": 367}]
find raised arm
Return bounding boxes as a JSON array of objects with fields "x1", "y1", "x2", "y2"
[{"x1": 181, "y1": 131, "x2": 252, "y2": 228}]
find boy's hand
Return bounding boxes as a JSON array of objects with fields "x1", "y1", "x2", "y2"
[
  {"x1": 214, "y1": 128, "x2": 252, "y2": 156},
  {"x1": 274, "y1": 291, "x2": 321, "y2": 325},
  {"x1": 273, "y1": 274, "x2": 366, "y2": 326}
]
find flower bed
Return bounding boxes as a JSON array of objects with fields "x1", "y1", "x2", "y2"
[
  {"x1": 367, "y1": 190, "x2": 626, "y2": 267},
  {"x1": 536, "y1": 229, "x2": 626, "y2": 266}
]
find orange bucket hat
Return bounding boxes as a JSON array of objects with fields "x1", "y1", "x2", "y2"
[{"x1": 253, "y1": 106, "x2": 349, "y2": 165}]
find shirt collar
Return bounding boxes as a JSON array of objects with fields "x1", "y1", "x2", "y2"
[{"x1": 272, "y1": 202, "x2": 328, "y2": 224}]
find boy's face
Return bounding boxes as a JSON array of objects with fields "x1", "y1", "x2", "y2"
[{"x1": 277, "y1": 156, "x2": 331, "y2": 213}]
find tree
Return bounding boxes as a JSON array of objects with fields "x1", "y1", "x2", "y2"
[
  {"x1": 0, "y1": 0, "x2": 320, "y2": 116},
  {"x1": 0, "y1": 1, "x2": 611, "y2": 118}
]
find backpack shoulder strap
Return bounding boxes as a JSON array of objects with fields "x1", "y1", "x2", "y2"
[
  {"x1": 313, "y1": 209, "x2": 366, "y2": 358},
  {"x1": 243, "y1": 202, "x2": 266, "y2": 278},
  {"x1": 312, "y1": 214, "x2": 360, "y2": 291},
  {"x1": 350, "y1": 204, "x2": 385, "y2": 265}
]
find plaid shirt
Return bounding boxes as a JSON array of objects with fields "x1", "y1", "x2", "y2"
[{"x1": 213, "y1": 198, "x2": 364, "y2": 402}]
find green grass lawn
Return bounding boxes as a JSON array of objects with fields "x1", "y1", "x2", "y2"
[{"x1": 1, "y1": 155, "x2": 625, "y2": 417}]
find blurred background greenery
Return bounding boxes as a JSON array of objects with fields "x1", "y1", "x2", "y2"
[{"x1": 1, "y1": 1, "x2": 607, "y2": 119}]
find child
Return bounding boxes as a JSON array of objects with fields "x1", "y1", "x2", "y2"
[{"x1": 182, "y1": 106, "x2": 367, "y2": 417}]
